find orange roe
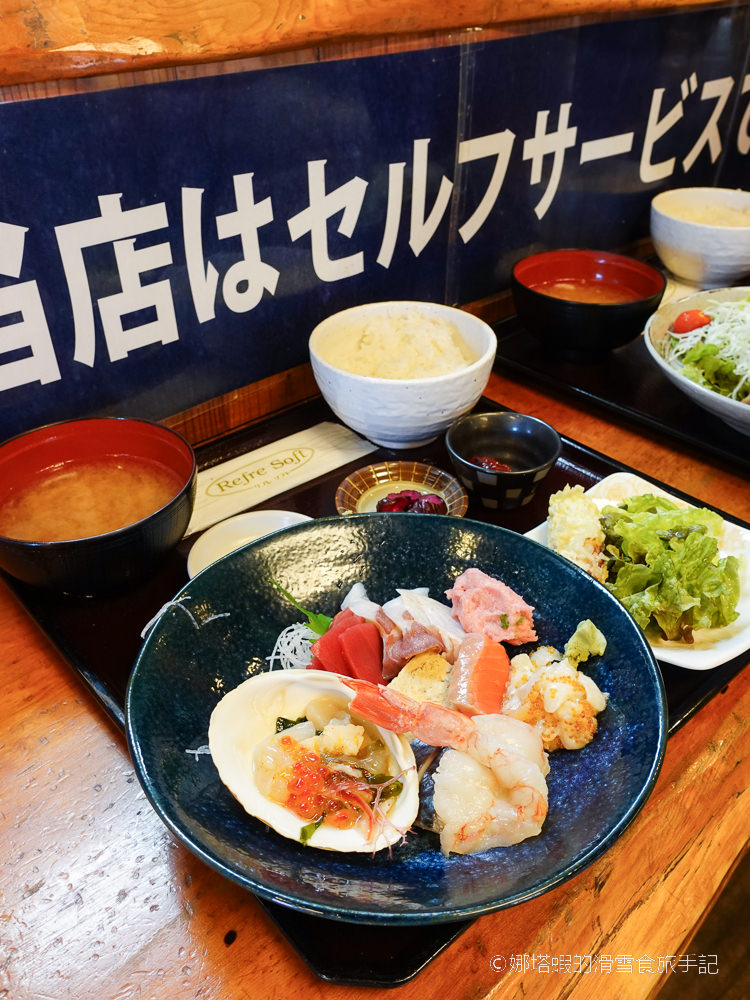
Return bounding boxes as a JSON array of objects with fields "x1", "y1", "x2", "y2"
[{"x1": 278, "y1": 734, "x2": 373, "y2": 831}]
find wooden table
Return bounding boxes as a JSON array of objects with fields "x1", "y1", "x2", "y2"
[{"x1": 2, "y1": 370, "x2": 748, "y2": 1000}]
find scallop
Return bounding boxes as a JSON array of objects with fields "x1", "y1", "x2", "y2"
[{"x1": 208, "y1": 668, "x2": 419, "y2": 852}]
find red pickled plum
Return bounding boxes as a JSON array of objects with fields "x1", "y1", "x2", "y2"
[
  {"x1": 376, "y1": 490, "x2": 447, "y2": 514},
  {"x1": 469, "y1": 455, "x2": 512, "y2": 472},
  {"x1": 411, "y1": 494, "x2": 448, "y2": 514}
]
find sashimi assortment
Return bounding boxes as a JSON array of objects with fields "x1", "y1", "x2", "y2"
[{"x1": 211, "y1": 567, "x2": 609, "y2": 857}]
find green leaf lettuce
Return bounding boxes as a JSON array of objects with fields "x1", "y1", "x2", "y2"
[{"x1": 600, "y1": 494, "x2": 740, "y2": 643}]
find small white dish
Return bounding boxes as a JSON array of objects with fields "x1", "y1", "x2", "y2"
[
  {"x1": 187, "y1": 510, "x2": 313, "y2": 578},
  {"x1": 526, "y1": 472, "x2": 750, "y2": 671}
]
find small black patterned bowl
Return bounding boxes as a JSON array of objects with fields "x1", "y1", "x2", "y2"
[{"x1": 445, "y1": 411, "x2": 562, "y2": 510}]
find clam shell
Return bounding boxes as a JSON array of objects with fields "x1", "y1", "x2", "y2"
[{"x1": 208, "y1": 668, "x2": 419, "y2": 852}]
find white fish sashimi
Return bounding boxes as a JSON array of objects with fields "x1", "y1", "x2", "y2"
[
  {"x1": 389, "y1": 588, "x2": 466, "y2": 661},
  {"x1": 344, "y1": 584, "x2": 467, "y2": 661},
  {"x1": 382, "y1": 587, "x2": 429, "y2": 628},
  {"x1": 341, "y1": 581, "x2": 382, "y2": 621}
]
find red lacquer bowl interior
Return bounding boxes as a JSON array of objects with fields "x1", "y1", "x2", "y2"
[
  {"x1": 0, "y1": 417, "x2": 194, "y2": 506},
  {"x1": 513, "y1": 249, "x2": 666, "y2": 302}
]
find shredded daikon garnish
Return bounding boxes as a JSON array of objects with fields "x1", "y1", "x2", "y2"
[
  {"x1": 185, "y1": 745, "x2": 212, "y2": 760},
  {"x1": 266, "y1": 621, "x2": 317, "y2": 670},
  {"x1": 666, "y1": 297, "x2": 750, "y2": 402}
]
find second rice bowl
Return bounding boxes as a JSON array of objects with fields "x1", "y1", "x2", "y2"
[{"x1": 309, "y1": 301, "x2": 497, "y2": 449}]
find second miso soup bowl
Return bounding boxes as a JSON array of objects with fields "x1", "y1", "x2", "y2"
[
  {"x1": 0, "y1": 417, "x2": 197, "y2": 594},
  {"x1": 511, "y1": 249, "x2": 666, "y2": 358}
]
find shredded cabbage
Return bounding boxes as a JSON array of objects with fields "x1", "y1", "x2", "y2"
[{"x1": 665, "y1": 297, "x2": 750, "y2": 402}]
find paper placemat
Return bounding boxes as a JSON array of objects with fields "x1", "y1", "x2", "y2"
[{"x1": 186, "y1": 422, "x2": 377, "y2": 535}]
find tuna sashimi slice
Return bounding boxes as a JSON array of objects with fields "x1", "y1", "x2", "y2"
[
  {"x1": 449, "y1": 633, "x2": 510, "y2": 716},
  {"x1": 310, "y1": 607, "x2": 365, "y2": 675},
  {"x1": 446, "y1": 567, "x2": 537, "y2": 645},
  {"x1": 338, "y1": 621, "x2": 384, "y2": 684}
]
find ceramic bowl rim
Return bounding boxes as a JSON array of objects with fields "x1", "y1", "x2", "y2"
[
  {"x1": 511, "y1": 249, "x2": 667, "y2": 306},
  {"x1": 309, "y1": 300, "x2": 497, "y2": 386},
  {"x1": 651, "y1": 186, "x2": 750, "y2": 233}
]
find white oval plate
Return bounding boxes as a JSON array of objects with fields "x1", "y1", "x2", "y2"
[
  {"x1": 187, "y1": 510, "x2": 313, "y2": 578},
  {"x1": 525, "y1": 472, "x2": 750, "y2": 670}
]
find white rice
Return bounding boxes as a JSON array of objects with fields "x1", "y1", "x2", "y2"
[
  {"x1": 319, "y1": 311, "x2": 476, "y2": 379},
  {"x1": 668, "y1": 202, "x2": 750, "y2": 227}
]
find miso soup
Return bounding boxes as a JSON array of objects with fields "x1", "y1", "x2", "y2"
[
  {"x1": 0, "y1": 455, "x2": 186, "y2": 542},
  {"x1": 537, "y1": 280, "x2": 642, "y2": 304}
]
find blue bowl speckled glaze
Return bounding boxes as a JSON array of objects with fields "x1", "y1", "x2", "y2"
[{"x1": 126, "y1": 514, "x2": 667, "y2": 925}]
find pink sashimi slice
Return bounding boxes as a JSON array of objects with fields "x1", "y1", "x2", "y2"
[
  {"x1": 446, "y1": 567, "x2": 537, "y2": 645},
  {"x1": 375, "y1": 607, "x2": 444, "y2": 679}
]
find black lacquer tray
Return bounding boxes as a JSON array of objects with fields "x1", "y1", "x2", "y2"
[
  {"x1": 5, "y1": 397, "x2": 748, "y2": 988},
  {"x1": 494, "y1": 317, "x2": 750, "y2": 477}
]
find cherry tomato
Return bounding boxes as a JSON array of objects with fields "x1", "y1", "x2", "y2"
[{"x1": 672, "y1": 309, "x2": 712, "y2": 334}]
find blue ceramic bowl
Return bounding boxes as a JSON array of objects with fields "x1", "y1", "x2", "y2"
[{"x1": 126, "y1": 514, "x2": 667, "y2": 924}]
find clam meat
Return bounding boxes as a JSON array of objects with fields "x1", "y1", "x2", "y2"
[{"x1": 208, "y1": 668, "x2": 419, "y2": 852}]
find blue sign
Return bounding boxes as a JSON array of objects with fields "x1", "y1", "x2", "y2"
[{"x1": 0, "y1": 6, "x2": 748, "y2": 440}]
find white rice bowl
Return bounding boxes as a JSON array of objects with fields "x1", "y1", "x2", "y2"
[
  {"x1": 309, "y1": 301, "x2": 497, "y2": 449},
  {"x1": 650, "y1": 187, "x2": 750, "y2": 287}
]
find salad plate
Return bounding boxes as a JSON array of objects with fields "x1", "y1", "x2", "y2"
[
  {"x1": 525, "y1": 472, "x2": 750, "y2": 671},
  {"x1": 643, "y1": 286, "x2": 750, "y2": 437},
  {"x1": 126, "y1": 513, "x2": 666, "y2": 924}
]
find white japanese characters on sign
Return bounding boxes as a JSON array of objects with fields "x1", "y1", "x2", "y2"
[{"x1": 1, "y1": 72, "x2": 748, "y2": 397}]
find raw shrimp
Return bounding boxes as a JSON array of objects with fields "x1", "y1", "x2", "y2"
[
  {"x1": 346, "y1": 680, "x2": 549, "y2": 855},
  {"x1": 433, "y1": 717, "x2": 548, "y2": 855}
]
